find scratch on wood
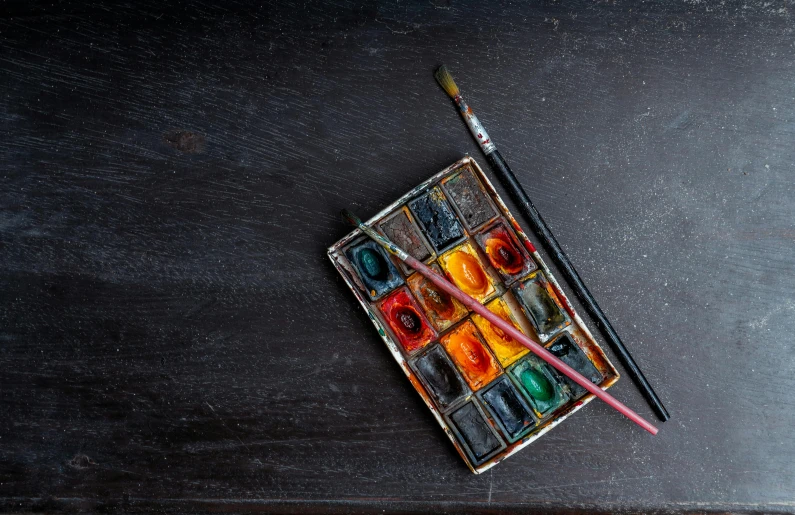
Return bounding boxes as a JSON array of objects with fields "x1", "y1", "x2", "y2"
[
  {"x1": 163, "y1": 130, "x2": 205, "y2": 153},
  {"x1": 206, "y1": 401, "x2": 252, "y2": 453},
  {"x1": 67, "y1": 454, "x2": 97, "y2": 470}
]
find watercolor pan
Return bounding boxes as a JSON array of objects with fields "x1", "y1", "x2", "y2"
[
  {"x1": 512, "y1": 271, "x2": 571, "y2": 342},
  {"x1": 328, "y1": 156, "x2": 619, "y2": 473},
  {"x1": 446, "y1": 400, "x2": 506, "y2": 465},
  {"x1": 474, "y1": 221, "x2": 537, "y2": 284},
  {"x1": 441, "y1": 167, "x2": 498, "y2": 230},
  {"x1": 377, "y1": 286, "x2": 437, "y2": 355},
  {"x1": 437, "y1": 241, "x2": 497, "y2": 303},
  {"x1": 546, "y1": 332, "x2": 604, "y2": 399},
  {"x1": 344, "y1": 238, "x2": 404, "y2": 301},
  {"x1": 440, "y1": 320, "x2": 502, "y2": 391},
  {"x1": 508, "y1": 354, "x2": 569, "y2": 419},
  {"x1": 411, "y1": 344, "x2": 471, "y2": 411},
  {"x1": 408, "y1": 186, "x2": 465, "y2": 252},
  {"x1": 471, "y1": 296, "x2": 530, "y2": 367},
  {"x1": 478, "y1": 376, "x2": 537, "y2": 442},
  {"x1": 407, "y1": 264, "x2": 468, "y2": 332},
  {"x1": 378, "y1": 207, "x2": 435, "y2": 275}
]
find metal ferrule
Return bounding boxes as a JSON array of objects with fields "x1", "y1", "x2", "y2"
[
  {"x1": 455, "y1": 96, "x2": 497, "y2": 155},
  {"x1": 359, "y1": 224, "x2": 410, "y2": 261}
]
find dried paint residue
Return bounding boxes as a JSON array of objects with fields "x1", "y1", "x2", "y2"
[
  {"x1": 480, "y1": 377, "x2": 536, "y2": 440},
  {"x1": 449, "y1": 401, "x2": 503, "y2": 461},
  {"x1": 407, "y1": 266, "x2": 468, "y2": 332},
  {"x1": 546, "y1": 332, "x2": 603, "y2": 399},
  {"x1": 475, "y1": 222, "x2": 536, "y2": 284},
  {"x1": 508, "y1": 355, "x2": 568, "y2": 417},
  {"x1": 378, "y1": 207, "x2": 432, "y2": 262},
  {"x1": 438, "y1": 242, "x2": 496, "y2": 303},
  {"x1": 378, "y1": 287, "x2": 437, "y2": 354},
  {"x1": 442, "y1": 167, "x2": 497, "y2": 229},
  {"x1": 412, "y1": 344, "x2": 470, "y2": 410},
  {"x1": 441, "y1": 321, "x2": 501, "y2": 391},
  {"x1": 345, "y1": 239, "x2": 404, "y2": 300},
  {"x1": 471, "y1": 297, "x2": 529, "y2": 367},
  {"x1": 512, "y1": 272, "x2": 570, "y2": 341},
  {"x1": 408, "y1": 186, "x2": 464, "y2": 251}
]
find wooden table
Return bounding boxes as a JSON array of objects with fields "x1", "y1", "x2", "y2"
[{"x1": 2, "y1": 1, "x2": 793, "y2": 512}]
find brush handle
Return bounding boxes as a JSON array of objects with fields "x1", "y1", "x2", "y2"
[
  {"x1": 401, "y1": 254, "x2": 658, "y2": 435},
  {"x1": 454, "y1": 96, "x2": 496, "y2": 155},
  {"x1": 485, "y1": 149, "x2": 670, "y2": 422}
]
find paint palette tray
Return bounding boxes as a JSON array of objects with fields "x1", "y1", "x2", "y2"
[{"x1": 328, "y1": 156, "x2": 619, "y2": 473}]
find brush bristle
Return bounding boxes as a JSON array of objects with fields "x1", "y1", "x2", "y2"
[
  {"x1": 340, "y1": 209, "x2": 363, "y2": 228},
  {"x1": 434, "y1": 65, "x2": 460, "y2": 98}
]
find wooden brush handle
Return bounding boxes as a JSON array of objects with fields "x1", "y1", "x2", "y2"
[{"x1": 402, "y1": 254, "x2": 659, "y2": 436}]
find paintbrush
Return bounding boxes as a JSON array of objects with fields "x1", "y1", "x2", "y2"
[
  {"x1": 434, "y1": 65, "x2": 670, "y2": 422},
  {"x1": 341, "y1": 209, "x2": 658, "y2": 435}
]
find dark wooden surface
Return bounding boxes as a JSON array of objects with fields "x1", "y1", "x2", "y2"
[{"x1": 2, "y1": 1, "x2": 794, "y2": 513}]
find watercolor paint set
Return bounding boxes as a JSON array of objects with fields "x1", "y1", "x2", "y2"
[{"x1": 328, "y1": 156, "x2": 619, "y2": 473}]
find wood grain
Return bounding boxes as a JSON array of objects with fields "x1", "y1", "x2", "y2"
[{"x1": 1, "y1": 0, "x2": 794, "y2": 512}]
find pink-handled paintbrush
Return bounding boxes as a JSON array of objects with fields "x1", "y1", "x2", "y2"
[{"x1": 341, "y1": 209, "x2": 658, "y2": 436}]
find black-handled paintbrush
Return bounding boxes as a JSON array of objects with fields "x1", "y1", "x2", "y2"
[{"x1": 434, "y1": 65, "x2": 670, "y2": 422}]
